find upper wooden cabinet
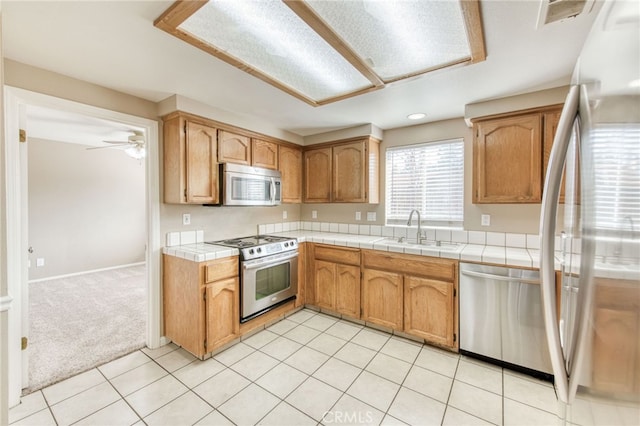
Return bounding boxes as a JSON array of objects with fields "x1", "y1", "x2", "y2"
[
  {"x1": 304, "y1": 137, "x2": 380, "y2": 204},
  {"x1": 163, "y1": 112, "x2": 219, "y2": 204},
  {"x1": 473, "y1": 106, "x2": 562, "y2": 204},
  {"x1": 304, "y1": 147, "x2": 332, "y2": 203},
  {"x1": 218, "y1": 130, "x2": 251, "y2": 165},
  {"x1": 252, "y1": 139, "x2": 278, "y2": 170},
  {"x1": 279, "y1": 145, "x2": 303, "y2": 204}
]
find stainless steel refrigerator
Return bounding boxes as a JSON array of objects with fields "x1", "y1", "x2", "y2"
[{"x1": 540, "y1": 1, "x2": 640, "y2": 424}]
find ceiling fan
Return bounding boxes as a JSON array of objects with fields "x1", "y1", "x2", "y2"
[{"x1": 87, "y1": 130, "x2": 146, "y2": 159}]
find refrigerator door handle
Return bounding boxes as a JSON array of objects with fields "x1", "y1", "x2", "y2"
[{"x1": 540, "y1": 84, "x2": 580, "y2": 404}]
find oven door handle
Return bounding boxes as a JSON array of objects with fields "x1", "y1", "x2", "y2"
[{"x1": 242, "y1": 252, "x2": 299, "y2": 271}]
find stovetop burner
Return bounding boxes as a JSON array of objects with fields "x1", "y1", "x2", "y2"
[{"x1": 205, "y1": 234, "x2": 298, "y2": 260}]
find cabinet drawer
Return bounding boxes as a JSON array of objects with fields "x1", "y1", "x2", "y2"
[
  {"x1": 314, "y1": 244, "x2": 360, "y2": 266},
  {"x1": 362, "y1": 250, "x2": 456, "y2": 282},
  {"x1": 204, "y1": 256, "x2": 239, "y2": 284}
]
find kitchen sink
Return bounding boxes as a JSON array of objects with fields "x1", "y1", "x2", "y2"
[{"x1": 377, "y1": 237, "x2": 461, "y2": 251}]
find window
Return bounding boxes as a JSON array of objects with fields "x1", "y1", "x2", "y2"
[
  {"x1": 590, "y1": 124, "x2": 640, "y2": 231},
  {"x1": 386, "y1": 139, "x2": 464, "y2": 227}
]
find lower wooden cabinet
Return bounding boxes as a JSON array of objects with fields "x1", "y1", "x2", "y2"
[
  {"x1": 592, "y1": 279, "x2": 640, "y2": 394},
  {"x1": 404, "y1": 276, "x2": 455, "y2": 347},
  {"x1": 163, "y1": 254, "x2": 239, "y2": 358},
  {"x1": 362, "y1": 250, "x2": 458, "y2": 350},
  {"x1": 310, "y1": 244, "x2": 361, "y2": 319},
  {"x1": 204, "y1": 277, "x2": 238, "y2": 352},
  {"x1": 362, "y1": 269, "x2": 403, "y2": 330}
]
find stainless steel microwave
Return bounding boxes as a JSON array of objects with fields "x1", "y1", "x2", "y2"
[{"x1": 221, "y1": 163, "x2": 281, "y2": 206}]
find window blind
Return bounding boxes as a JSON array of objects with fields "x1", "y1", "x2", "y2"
[
  {"x1": 590, "y1": 124, "x2": 640, "y2": 231},
  {"x1": 385, "y1": 139, "x2": 464, "y2": 227}
]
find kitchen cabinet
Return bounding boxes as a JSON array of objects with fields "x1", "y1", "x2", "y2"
[
  {"x1": 279, "y1": 145, "x2": 303, "y2": 203},
  {"x1": 218, "y1": 130, "x2": 251, "y2": 165},
  {"x1": 473, "y1": 106, "x2": 562, "y2": 204},
  {"x1": 252, "y1": 139, "x2": 278, "y2": 170},
  {"x1": 163, "y1": 112, "x2": 219, "y2": 204},
  {"x1": 404, "y1": 276, "x2": 455, "y2": 348},
  {"x1": 163, "y1": 254, "x2": 239, "y2": 358},
  {"x1": 362, "y1": 250, "x2": 458, "y2": 349},
  {"x1": 304, "y1": 147, "x2": 332, "y2": 203},
  {"x1": 543, "y1": 109, "x2": 580, "y2": 204},
  {"x1": 304, "y1": 137, "x2": 380, "y2": 204},
  {"x1": 310, "y1": 244, "x2": 361, "y2": 318},
  {"x1": 592, "y1": 278, "x2": 640, "y2": 394},
  {"x1": 362, "y1": 268, "x2": 404, "y2": 330}
]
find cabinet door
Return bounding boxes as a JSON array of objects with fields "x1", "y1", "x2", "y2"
[
  {"x1": 474, "y1": 114, "x2": 542, "y2": 203},
  {"x1": 252, "y1": 139, "x2": 278, "y2": 170},
  {"x1": 404, "y1": 276, "x2": 455, "y2": 348},
  {"x1": 336, "y1": 264, "x2": 360, "y2": 318},
  {"x1": 362, "y1": 269, "x2": 403, "y2": 330},
  {"x1": 279, "y1": 145, "x2": 303, "y2": 203},
  {"x1": 218, "y1": 130, "x2": 251, "y2": 165},
  {"x1": 186, "y1": 121, "x2": 219, "y2": 204},
  {"x1": 304, "y1": 147, "x2": 332, "y2": 203},
  {"x1": 333, "y1": 141, "x2": 366, "y2": 202},
  {"x1": 314, "y1": 260, "x2": 336, "y2": 310},
  {"x1": 205, "y1": 277, "x2": 239, "y2": 352},
  {"x1": 592, "y1": 307, "x2": 639, "y2": 393}
]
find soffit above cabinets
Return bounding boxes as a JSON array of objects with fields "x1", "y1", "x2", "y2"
[{"x1": 154, "y1": 0, "x2": 486, "y2": 107}]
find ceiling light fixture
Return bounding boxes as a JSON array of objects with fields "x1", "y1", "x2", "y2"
[
  {"x1": 407, "y1": 113, "x2": 426, "y2": 120},
  {"x1": 155, "y1": 0, "x2": 486, "y2": 106}
]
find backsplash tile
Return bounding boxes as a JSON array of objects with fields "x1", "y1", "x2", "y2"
[
  {"x1": 506, "y1": 233, "x2": 526, "y2": 248},
  {"x1": 486, "y1": 232, "x2": 505, "y2": 246},
  {"x1": 468, "y1": 231, "x2": 486, "y2": 245},
  {"x1": 181, "y1": 231, "x2": 196, "y2": 245}
]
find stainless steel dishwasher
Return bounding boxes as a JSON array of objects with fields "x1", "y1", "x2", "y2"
[{"x1": 459, "y1": 262, "x2": 553, "y2": 376}]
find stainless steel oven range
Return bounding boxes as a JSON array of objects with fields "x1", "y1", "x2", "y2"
[{"x1": 206, "y1": 235, "x2": 298, "y2": 322}]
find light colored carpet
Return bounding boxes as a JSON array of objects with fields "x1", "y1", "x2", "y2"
[{"x1": 26, "y1": 264, "x2": 147, "y2": 394}]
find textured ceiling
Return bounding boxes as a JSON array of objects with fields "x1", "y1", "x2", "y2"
[{"x1": 2, "y1": 1, "x2": 600, "y2": 137}]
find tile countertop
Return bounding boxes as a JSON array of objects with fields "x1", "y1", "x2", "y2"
[
  {"x1": 162, "y1": 230, "x2": 639, "y2": 279},
  {"x1": 162, "y1": 230, "x2": 554, "y2": 270}
]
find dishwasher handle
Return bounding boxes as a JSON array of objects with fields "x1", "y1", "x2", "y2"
[{"x1": 460, "y1": 269, "x2": 540, "y2": 285}]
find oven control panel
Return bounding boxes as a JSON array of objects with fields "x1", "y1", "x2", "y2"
[{"x1": 241, "y1": 239, "x2": 297, "y2": 260}]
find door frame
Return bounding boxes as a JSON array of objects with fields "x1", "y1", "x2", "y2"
[{"x1": 4, "y1": 86, "x2": 164, "y2": 406}]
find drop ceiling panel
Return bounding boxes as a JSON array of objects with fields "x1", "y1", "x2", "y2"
[
  {"x1": 305, "y1": 0, "x2": 472, "y2": 81},
  {"x1": 178, "y1": 0, "x2": 374, "y2": 102}
]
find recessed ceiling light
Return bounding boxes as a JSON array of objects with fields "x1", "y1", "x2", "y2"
[{"x1": 407, "y1": 113, "x2": 426, "y2": 120}]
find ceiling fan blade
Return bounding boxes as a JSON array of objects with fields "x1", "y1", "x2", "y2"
[
  {"x1": 86, "y1": 144, "x2": 127, "y2": 150},
  {"x1": 102, "y1": 140, "x2": 134, "y2": 144}
]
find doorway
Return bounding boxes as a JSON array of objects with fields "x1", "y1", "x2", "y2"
[
  {"x1": 4, "y1": 87, "x2": 163, "y2": 406},
  {"x1": 25, "y1": 105, "x2": 147, "y2": 392}
]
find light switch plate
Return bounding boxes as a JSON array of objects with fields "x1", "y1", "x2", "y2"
[
  {"x1": 36, "y1": 258, "x2": 45, "y2": 267},
  {"x1": 355, "y1": 211, "x2": 362, "y2": 221},
  {"x1": 182, "y1": 213, "x2": 191, "y2": 226},
  {"x1": 481, "y1": 214, "x2": 491, "y2": 226},
  {"x1": 367, "y1": 212, "x2": 377, "y2": 221},
  {"x1": 283, "y1": 210, "x2": 288, "y2": 219},
  {"x1": 312, "y1": 210, "x2": 318, "y2": 219}
]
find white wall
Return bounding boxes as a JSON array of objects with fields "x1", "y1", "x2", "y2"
[{"x1": 27, "y1": 138, "x2": 145, "y2": 280}]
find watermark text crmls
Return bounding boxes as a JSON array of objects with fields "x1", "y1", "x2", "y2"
[{"x1": 322, "y1": 410, "x2": 375, "y2": 424}]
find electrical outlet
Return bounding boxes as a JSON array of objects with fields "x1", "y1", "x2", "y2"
[
  {"x1": 355, "y1": 211, "x2": 362, "y2": 221},
  {"x1": 36, "y1": 258, "x2": 45, "y2": 267},
  {"x1": 282, "y1": 210, "x2": 288, "y2": 219},
  {"x1": 312, "y1": 210, "x2": 318, "y2": 219},
  {"x1": 367, "y1": 212, "x2": 377, "y2": 221},
  {"x1": 481, "y1": 214, "x2": 491, "y2": 226},
  {"x1": 182, "y1": 213, "x2": 191, "y2": 226}
]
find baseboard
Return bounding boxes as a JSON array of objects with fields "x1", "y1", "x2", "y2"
[{"x1": 28, "y1": 262, "x2": 146, "y2": 284}]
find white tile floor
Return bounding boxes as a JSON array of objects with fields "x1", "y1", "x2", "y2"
[{"x1": 9, "y1": 309, "x2": 560, "y2": 426}]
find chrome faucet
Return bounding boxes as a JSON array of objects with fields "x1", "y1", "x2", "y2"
[
  {"x1": 407, "y1": 209, "x2": 423, "y2": 244},
  {"x1": 614, "y1": 216, "x2": 635, "y2": 258}
]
